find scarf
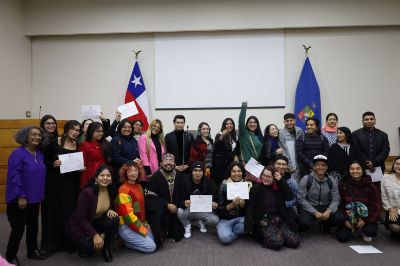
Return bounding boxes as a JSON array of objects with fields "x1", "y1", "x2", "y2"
[{"x1": 321, "y1": 123, "x2": 338, "y2": 133}]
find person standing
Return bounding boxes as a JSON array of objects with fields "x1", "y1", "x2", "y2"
[
  {"x1": 279, "y1": 113, "x2": 304, "y2": 181},
  {"x1": 165, "y1": 115, "x2": 194, "y2": 173},
  {"x1": 5, "y1": 126, "x2": 48, "y2": 265}
]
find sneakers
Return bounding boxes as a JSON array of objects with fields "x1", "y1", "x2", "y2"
[
  {"x1": 198, "y1": 220, "x2": 207, "y2": 233},
  {"x1": 363, "y1": 235, "x2": 373, "y2": 243},
  {"x1": 184, "y1": 224, "x2": 192, "y2": 238}
]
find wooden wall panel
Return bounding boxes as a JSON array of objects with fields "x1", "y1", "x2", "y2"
[{"x1": 0, "y1": 167, "x2": 7, "y2": 185}]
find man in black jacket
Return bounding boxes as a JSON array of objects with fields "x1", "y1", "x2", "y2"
[
  {"x1": 165, "y1": 115, "x2": 194, "y2": 172},
  {"x1": 352, "y1": 111, "x2": 390, "y2": 174}
]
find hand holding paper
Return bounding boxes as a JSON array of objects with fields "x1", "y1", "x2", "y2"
[
  {"x1": 117, "y1": 101, "x2": 139, "y2": 120},
  {"x1": 59, "y1": 152, "x2": 84, "y2": 174}
]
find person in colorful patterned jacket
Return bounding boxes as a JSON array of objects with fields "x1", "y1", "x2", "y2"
[{"x1": 115, "y1": 161, "x2": 156, "y2": 253}]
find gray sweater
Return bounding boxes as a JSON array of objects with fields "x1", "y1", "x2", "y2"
[{"x1": 298, "y1": 172, "x2": 340, "y2": 215}]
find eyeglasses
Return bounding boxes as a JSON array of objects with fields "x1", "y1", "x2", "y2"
[
  {"x1": 95, "y1": 130, "x2": 104, "y2": 133},
  {"x1": 275, "y1": 162, "x2": 288, "y2": 166}
]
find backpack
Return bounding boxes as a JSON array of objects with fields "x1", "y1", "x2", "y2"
[{"x1": 306, "y1": 174, "x2": 333, "y2": 191}]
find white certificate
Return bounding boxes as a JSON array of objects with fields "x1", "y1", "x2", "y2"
[
  {"x1": 227, "y1": 182, "x2": 249, "y2": 200},
  {"x1": 81, "y1": 105, "x2": 101, "y2": 120},
  {"x1": 117, "y1": 101, "x2": 139, "y2": 120},
  {"x1": 245, "y1": 157, "x2": 264, "y2": 178},
  {"x1": 366, "y1": 167, "x2": 384, "y2": 183},
  {"x1": 59, "y1": 152, "x2": 84, "y2": 174},
  {"x1": 190, "y1": 195, "x2": 212, "y2": 213},
  {"x1": 349, "y1": 245, "x2": 382, "y2": 254}
]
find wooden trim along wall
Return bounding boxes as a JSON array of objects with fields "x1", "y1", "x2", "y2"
[{"x1": 0, "y1": 119, "x2": 66, "y2": 213}]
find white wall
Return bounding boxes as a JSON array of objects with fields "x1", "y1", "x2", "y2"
[
  {"x1": 0, "y1": 0, "x2": 31, "y2": 119},
  {"x1": 31, "y1": 27, "x2": 400, "y2": 155},
  {"x1": 23, "y1": 0, "x2": 400, "y2": 35}
]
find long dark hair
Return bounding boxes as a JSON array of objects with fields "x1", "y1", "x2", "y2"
[
  {"x1": 306, "y1": 117, "x2": 321, "y2": 135},
  {"x1": 263, "y1": 124, "x2": 279, "y2": 142},
  {"x1": 391, "y1": 156, "x2": 400, "y2": 174},
  {"x1": 86, "y1": 164, "x2": 116, "y2": 198},
  {"x1": 40, "y1": 114, "x2": 58, "y2": 138},
  {"x1": 220, "y1": 118, "x2": 237, "y2": 142},
  {"x1": 246, "y1": 115, "x2": 263, "y2": 142},
  {"x1": 60, "y1": 120, "x2": 81, "y2": 149},
  {"x1": 117, "y1": 119, "x2": 133, "y2": 138},
  {"x1": 225, "y1": 161, "x2": 246, "y2": 180},
  {"x1": 86, "y1": 122, "x2": 112, "y2": 163}
]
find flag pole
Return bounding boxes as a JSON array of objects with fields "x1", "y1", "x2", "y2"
[{"x1": 302, "y1": 45, "x2": 311, "y2": 57}]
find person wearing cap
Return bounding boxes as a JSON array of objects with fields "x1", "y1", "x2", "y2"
[
  {"x1": 298, "y1": 155, "x2": 344, "y2": 233},
  {"x1": 176, "y1": 161, "x2": 219, "y2": 238},
  {"x1": 144, "y1": 153, "x2": 185, "y2": 248},
  {"x1": 327, "y1": 127, "x2": 361, "y2": 184},
  {"x1": 279, "y1": 113, "x2": 304, "y2": 182},
  {"x1": 215, "y1": 162, "x2": 252, "y2": 244},
  {"x1": 273, "y1": 155, "x2": 299, "y2": 214}
]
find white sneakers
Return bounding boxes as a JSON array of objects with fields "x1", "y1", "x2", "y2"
[
  {"x1": 184, "y1": 224, "x2": 192, "y2": 238},
  {"x1": 198, "y1": 220, "x2": 207, "y2": 233},
  {"x1": 362, "y1": 235, "x2": 373, "y2": 243}
]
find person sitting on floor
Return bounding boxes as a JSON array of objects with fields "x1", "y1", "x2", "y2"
[
  {"x1": 176, "y1": 161, "x2": 219, "y2": 239},
  {"x1": 298, "y1": 155, "x2": 344, "y2": 233},
  {"x1": 115, "y1": 161, "x2": 156, "y2": 253},
  {"x1": 245, "y1": 166, "x2": 300, "y2": 250}
]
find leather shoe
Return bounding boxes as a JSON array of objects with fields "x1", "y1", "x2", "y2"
[
  {"x1": 101, "y1": 248, "x2": 113, "y2": 262},
  {"x1": 7, "y1": 257, "x2": 21, "y2": 266},
  {"x1": 27, "y1": 249, "x2": 47, "y2": 260}
]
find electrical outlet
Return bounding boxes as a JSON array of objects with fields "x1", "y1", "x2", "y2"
[{"x1": 25, "y1": 111, "x2": 31, "y2": 118}]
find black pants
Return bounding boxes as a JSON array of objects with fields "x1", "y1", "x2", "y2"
[
  {"x1": 336, "y1": 223, "x2": 378, "y2": 242},
  {"x1": 76, "y1": 214, "x2": 119, "y2": 256},
  {"x1": 298, "y1": 208, "x2": 345, "y2": 231},
  {"x1": 6, "y1": 202, "x2": 40, "y2": 260}
]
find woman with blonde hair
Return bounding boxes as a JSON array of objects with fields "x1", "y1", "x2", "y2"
[{"x1": 138, "y1": 119, "x2": 165, "y2": 179}]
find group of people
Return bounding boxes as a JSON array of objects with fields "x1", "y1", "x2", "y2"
[{"x1": 4, "y1": 102, "x2": 400, "y2": 265}]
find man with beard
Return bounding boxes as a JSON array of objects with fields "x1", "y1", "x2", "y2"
[{"x1": 144, "y1": 153, "x2": 184, "y2": 248}]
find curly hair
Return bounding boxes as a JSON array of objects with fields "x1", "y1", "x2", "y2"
[
  {"x1": 119, "y1": 161, "x2": 145, "y2": 184},
  {"x1": 14, "y1": 125, "x2": 48, "y2": 148}
]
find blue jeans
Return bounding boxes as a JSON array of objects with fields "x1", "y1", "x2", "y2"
[
  {"x1": 216, "y1": 217, "x2": 245, "y2": 244},
  {"x1": 118, "y1": 224, "x2": 156, "y2": 253}
]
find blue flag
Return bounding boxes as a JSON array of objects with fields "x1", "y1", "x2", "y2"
[{"x1": 294, "y1": 57, "x2": 321, "y2": 131}]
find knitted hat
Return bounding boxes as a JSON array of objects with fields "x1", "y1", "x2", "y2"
[
  {"x1": 191, "y1": 161, "x2": 205, "y2": 172},
  {"x1": 162, "y1": 153, "x2": 175, "y2": 161}
]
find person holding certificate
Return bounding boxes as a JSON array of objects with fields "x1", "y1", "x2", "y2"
[
  {"x1": 176, "y1": 161, "x2": 219, "y2": 239},
  {"x1": 245, "y1": 166, "x2": 300, "y2": 250},
  {"x1": 80, "y1": 122, "x2": 112, "y2": 188},
  {"x1": 216, "y1": 162, "x2": 251, "y2": 244},
  {"x1": 41, "y1": 120, "x2": 82, "y2": 255}
]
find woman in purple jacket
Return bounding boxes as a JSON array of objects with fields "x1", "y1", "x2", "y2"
[
  {"x1": 65, "y1": 164, "x2": 119, "y2": 262},
  {"x1": 5, "y1": 126, "x2": 48, "y2": 265}
]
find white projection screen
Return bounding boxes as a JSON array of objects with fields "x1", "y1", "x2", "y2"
[{"x1": 154, "y1": 30, "x2": 285, "y2": 109}]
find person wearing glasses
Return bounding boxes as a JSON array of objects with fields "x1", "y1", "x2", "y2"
[{"x1": 80, "y1": 122, "x2": 112, "y2": 188}]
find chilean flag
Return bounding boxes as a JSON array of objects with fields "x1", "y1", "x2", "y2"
[{"x1": 124, "y1": 61, "x2": 150, "y2": 131}]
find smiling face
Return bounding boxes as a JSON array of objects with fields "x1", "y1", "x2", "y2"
[
  {"x1": 44, "y1": 118, "x2": 56, "y2": 134},
  {"x1": 247, "y1": 118, "x2": 258, "y2": 132},
  {"x1": 200, "y1": 124, "x2": 210, "y2": 138},
  {"x1": 284, "y1": 118, "x2": 295, "y2": 130},
  {"x1": 326, "y1": 115, "x2": 338, "y2": 128},
  {"x1": 92, "y1": 126, "x2": 104, "y2": 141},
  {"x1": 274, "y1": 159, "x2": 288, "y2": 175},
  {"x1": 151, "y1": 122, "x2": 161, "y2": 135},
  {"x1": 230, "y1": 165, "x2": 243, "y2": 182},
  {"x1": 225, "y1": 120, "x2": 234, "y2": 132},
  {"x1": 336, "y1": 129, "x2": 347, "y2": 143},
  {"x1": 121, "y1": 121, "x2": 133, "y2": 137},
  {"x1": 126, "y1": 165, "x2": 139, "y2": 183},
  {"x1": 313, "y1": 161, "x2": 328, "y2": 177},
  {"x1": 349, "y1": 163, "x2": 363, "y2": 182},
  {"x1": 160, "y1": 156, "x2": 176, "y2": 172},
  {"x1": 393, "y1": 159, "x2": 400, "y2": 175},
  {"x1": 96, "y1": 168, "x2": 112, "y2": 188},
  {"x1": 268, "y1": 125, "x2": 279, "y2": 138},
  {"x1": 28, "y1": 128, "x2": 42, "y2": 147},
  {"x1": 261, "y1": 169, "x2": 274, "y2": 186},
  {"x1": 133, "y1": 121, "x2": 143, "y2": 134},
  {"x1": 67, "y1": 125, "x2": 81, "y2": 140},
  {"x1": 306, "y1": 120, "x2": 317, "y2": 135}
]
